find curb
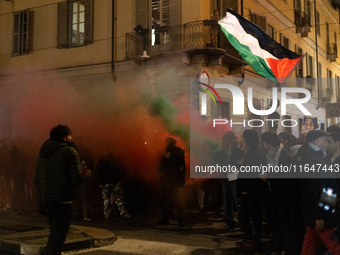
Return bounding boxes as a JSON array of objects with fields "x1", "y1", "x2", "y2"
[{"x1": 0, "y1": 226, "x2": 115, "y2": 255}]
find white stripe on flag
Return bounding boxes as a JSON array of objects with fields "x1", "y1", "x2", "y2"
[{"x1": 218, "y1": 13, "x2": 278, "y2": 67}]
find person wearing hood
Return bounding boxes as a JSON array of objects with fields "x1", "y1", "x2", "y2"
[
  {"x1": 297, "y1": 130, "x2": 340, "y2": 254},
  {"x1": 34, "y1": 125, "x2": 91, "y2": 255}
]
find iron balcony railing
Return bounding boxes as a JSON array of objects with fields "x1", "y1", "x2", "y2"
[{"x1": 126, "y1": 20, "x2": 240, "y2": 58}]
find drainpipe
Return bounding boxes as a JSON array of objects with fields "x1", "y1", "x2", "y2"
[
  {"x1": 315, "y1": 0, "x2": 319, "y2": 108},
  {"x1": 112, "y1": 0, "x2": 117, "y2": 81},
  {"x1": 241, "y1": 0, "x2": 243, "y2": 16}
]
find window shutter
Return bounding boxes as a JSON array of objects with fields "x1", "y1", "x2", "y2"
[
  {"x1": 170, "y1": 0, "x2": 180, "y2": 26},
  {"x1": 256, "y1": 15, "x2": 266, "y2": 32},
  {"x1": 13, "y1": 12, "x2": 20, "y2": 55},
  {"x1": 28, "y1": 11, "x2": 34, "y2": 53},
  {"x1": 84, "y1": 0, "x2": 93, "y2": 44},
  {"x1": 170, "y1": 0, "x2": 180, "y2": 50},
  {"x1": 58, "y1": 1, "x2": 68, "y2": 48},
  {"x1": 136, "y1": 0, "x2": 148, "y2": 28},
  {"x1": 306, "y1": 52, "x2": 310, "y2": 77},
  {"x1": 224, "y1": 0, "x2": 238, "y2": 14},
  {"x1": 22, "y1": 10, "x2": 29, "y2": 54},
  {"x1": 249, "y1": 10, "x2": 254, "y2": 22}
]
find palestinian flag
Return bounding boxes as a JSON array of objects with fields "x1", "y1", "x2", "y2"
[{"x1": 218, "y1": 9, "x2": 302, "y2": 84}]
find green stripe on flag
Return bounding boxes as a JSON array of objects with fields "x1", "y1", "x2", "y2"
[{"x1": 220, "y1": 26, "x2": 278, "y2": 83}]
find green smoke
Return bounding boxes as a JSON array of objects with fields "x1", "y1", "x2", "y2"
[{"x1": 149, "y1": 96, "x2": 190, "y2": 148}]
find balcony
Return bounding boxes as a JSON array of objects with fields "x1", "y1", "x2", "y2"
[
  {"x1": 294, "y1": 11, "x2": 311, "y2": 36},
  {"x1": 126, "y1": 20, "x2": 245, "y2": 66},
  {"x1": 327, "y1": 43, "x2": 338, "y2": 62}
]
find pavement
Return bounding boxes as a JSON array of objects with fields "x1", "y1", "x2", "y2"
[{"x1": 0, "y1": 207, "x2": 273, "y2": 255}]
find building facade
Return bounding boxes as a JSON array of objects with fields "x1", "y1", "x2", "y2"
[{"x1": 0, "y1": 0, "x2": 340, "y2": 138}]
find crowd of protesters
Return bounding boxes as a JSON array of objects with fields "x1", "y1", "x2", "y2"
[
  {"x1": 194, "y1": 127, "x2": 340, "y2": 254},
  {"x1": 1, "y1": 125, "x2": 340, "y2": 255}
]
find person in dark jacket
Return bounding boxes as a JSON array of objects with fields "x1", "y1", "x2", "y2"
[
  {"x1": 96, "y1": 142, "x2": 131, "y2": 219},
  {"x1": 261, "y1": 131, "x2": 304, "y2": 255},
  {"x1": 298, "y1": 130, "x2": 340, "y2": 254},
  {"x1": 157, "y1": 137, "x2": 186, "y2": 227},
  {"x1": 236, "y1": 129, "x2": 266, "y2": 252},
  {"x1": 221, "y1": 131, "x2": 243, "y2": 231},
  {"x1": 34, "y1": 125, "x2": 91, "y2": 255}
]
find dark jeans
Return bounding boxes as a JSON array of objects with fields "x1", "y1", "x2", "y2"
[
  {"x1": 238, "y1": 192, "x2": 262, "y2": 245},
  {"x1": 44, "y1": 203, "x2": 72, "y2": 255},
  {"x1": 221, "y1": 180, "x2": 237, "y2": 226}
]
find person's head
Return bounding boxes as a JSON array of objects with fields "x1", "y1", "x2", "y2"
[
  {"x1": 287, "y1": 134, "x2": 298, "y2": 149},
  {"x1": 260, "y1": 131, "x2": 281, "y2": 149},
  {"x1": 327, "y1": 125, "x2": 340, "y2": 134},
  {"x1": 166, "y1": 137, "x2": 177, "y2": 146},
  {"x1": 278, "y1": 132, "x2": 289, "y2": 144},
  {"x1": 50, "y1": 125, "x2": 72, "y2": 143},
  {"x1": 306, "y1": 130, "x2": 331, "y2": 152},
  {"x1": 243, "y1": 129, "x2": 259, "y2": 147},
  {"x1": 328, "y1": 132, "x2": 340, "y2": 154},
  {"x1": 222, "y1": 131, "x2": 238, "y2": 150}
]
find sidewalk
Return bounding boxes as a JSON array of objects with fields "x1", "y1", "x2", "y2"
[{"x1": 0, "y1": 207, "x2": 271, "y2": 255}]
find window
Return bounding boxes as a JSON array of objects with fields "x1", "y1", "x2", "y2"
[
  {"x1": 304, "y1": 0, "x2": 311, "y2": 19},
  {"x1": 280, "y1": 34, "x2": 290, "y2": 49},
  {"x1": 213, "y1": 101, "x2": 230, "y2": 119},
  {"x1": 316, "y1": 62, "x2": 321, "y2": 77},
  {"x1": 295, "y1": 0, "x2": 301, "y2": 11},
  {"x1": 137, "y1": 0, "x2": 180, "y2": 29},
  {"x1": 13, "y1": 10, "x2": 31, "y2": 55},
  {"x1": 306, "y1": 53, "x2": 314, "y2": 77},
  {"x1": 222, "y1": 0, "x2": 238, "y2": 14},
  {"x1": 327, "y1": 69, "x2": 333, "y2": 95},
  {"x1": 295, "y1": 45, "x2": 303, "y2": 77},
  {"x1": 70, "y1": 2, "x2": 85, "y2": 46},
  {"x1": 335, "y1": 75, "x2": 340, "y2": 97},
  {"x1": 151, "y1": 0, "x2": 170, "y2": 45},
  {"x1": 249, "y1": 10, "x2": 267, "y2": 31},
  {"x1": 137, "y1": 0, "x2": 180, "y2": 50},
  {"x1": 152, "y1": 0, "x2": 170, "y2": 27},
  {"x1": 267, "y1": 24, "x2": 276, "y2": 40},
  {"x1": 316, "y1": 10, "x2": 320, "y2": 36},
  {"x1": 335, "y1": 31, "x2": 337, "y2": 48},
  {"x1": 58, "y1": 0, "x2": 93, "y2": 48}
]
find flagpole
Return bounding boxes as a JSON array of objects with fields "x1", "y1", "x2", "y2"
[{"x1": 314, "y1": 0, "x2": 320, "y2": 109}]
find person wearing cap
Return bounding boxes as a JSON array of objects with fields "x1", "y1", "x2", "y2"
[{"x1": 297, "y1": 130, "x2": 340, "y2": 254}]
